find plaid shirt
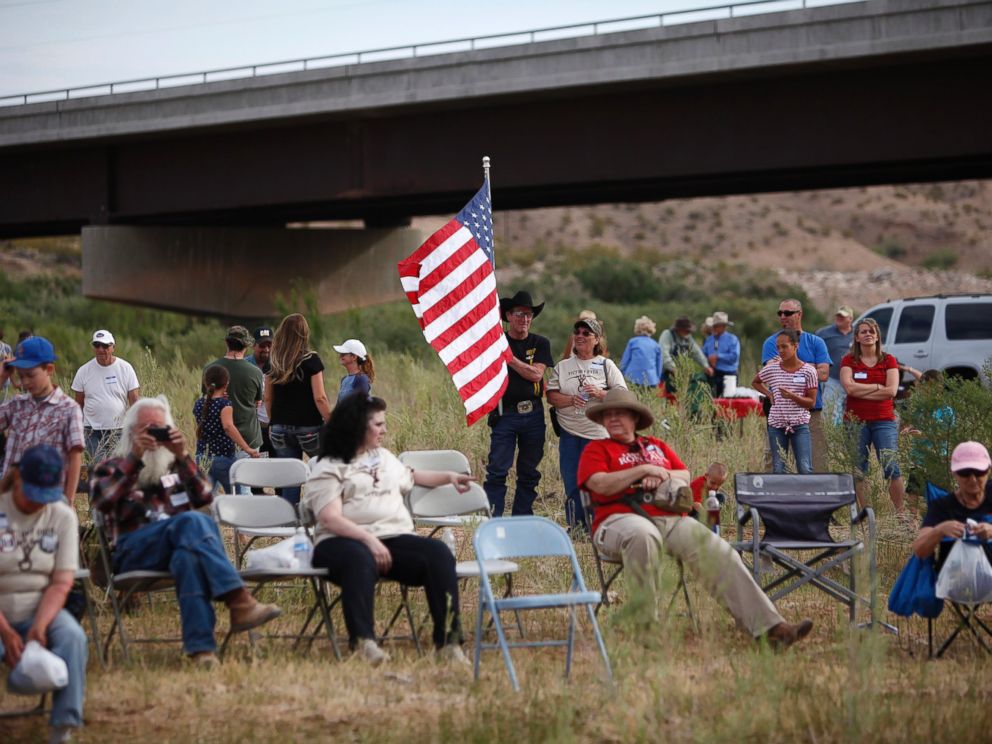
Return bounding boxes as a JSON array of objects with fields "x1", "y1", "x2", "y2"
[
  {"x1": 89, "y1": 453, "x2": 213, "y2": 544},
  {"x1": 0, "y1": 386, "x2": 84, "y2": 476}
]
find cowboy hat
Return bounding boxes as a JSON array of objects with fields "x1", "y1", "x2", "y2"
[
  {"x1": 585, "y1": 388, "x2": 654, "y2": 430},
  {"x1": 499, "y1": 290, "x2": 545, "y2": 321}
]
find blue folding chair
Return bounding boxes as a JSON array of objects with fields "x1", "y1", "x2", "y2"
[{"x1": 472, "y1": 516, "x2": 612, "y2": 691}]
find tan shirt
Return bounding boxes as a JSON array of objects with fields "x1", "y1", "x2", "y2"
[
  {"x1": 547, "y1": 355, "x2": 627, "y2": 439},
  {"x1": 0, "y1": 490, "x2": 79, "y2": 624},
  {"x1": 304, "y1": 448, "x2": 415, "y2": 544}
]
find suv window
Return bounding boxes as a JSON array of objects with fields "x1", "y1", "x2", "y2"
[
  {"x1": 864, "y1": 307, "x2": 894, "y2": 342},
  {"x1": 895, "y1": 304, "x2": 935, "y2": 344},
  {"x1": 945, "y1": 303, "x2": 992, "y2": 340}
]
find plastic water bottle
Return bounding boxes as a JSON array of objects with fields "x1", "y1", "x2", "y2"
[
  {"x1": 293, "y1": 527, "x2": 311, "y2": 569},
  {"x1": 441, "y1": 527, "x2": 457, "y2": 556},
  {"x1": 705, "y1": 491, "x2": 722, "y2": 536}
]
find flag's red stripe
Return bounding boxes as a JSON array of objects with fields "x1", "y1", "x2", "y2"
[{"x1": 442, "y1": 324, "x2": 507, "y2": 376}]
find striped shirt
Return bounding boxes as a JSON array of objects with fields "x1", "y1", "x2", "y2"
[
  {"x1": 0, "y1": 386, "x2": 84, "y2": 476},
  {"x1": 758, "y1": 361, "x2": 818, "y2": 430}
]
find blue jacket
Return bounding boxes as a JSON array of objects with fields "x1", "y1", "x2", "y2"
[
  {"x1": 702, "y1": 332, "x2": 740, "y2": 374},
  {"x1": 620, "y1": 335, "x2": 663, "y2": 387}
]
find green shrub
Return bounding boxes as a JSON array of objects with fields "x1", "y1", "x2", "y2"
[{"x1": 921, "y1": 248, "x2": 958, "y2": 270}]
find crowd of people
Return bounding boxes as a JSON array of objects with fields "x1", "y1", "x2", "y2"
[{"x1": 0, "y1": 292, "x2": 989, "y2": 742}]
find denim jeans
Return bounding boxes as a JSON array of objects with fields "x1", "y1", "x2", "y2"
[
  {"x1": 558, "y1": 429, "x2": 592, "y2": 529},
  {"x1": 822, "y1": 378, "x2": 847, "y2": 424},
  {"x1": 113, "y1": 512, "x2": 243, "y2": 654},
  {"x1": 856, "y1": 419, "x2": 902, "y2": 479},
  {"x1": 768, "y1": 424, "x2": 812, "y2": 474},
  {"x1": 483, "y1": 409, "x2": 546, "y2": 517},
  {"x1": 231, "y1": 451, "x2": 253, "y2": 495},
  {"x1": 83, "y1": 427, "x2": 120, "y2": 460},
  {"x1": 207, "y1": 454, "x2": 235, "y2": 494},
  {"x1": 269, "y1": 424, "x2": 322, "y2": 506},
  {"x1": 2, "y1": 609, "x2": 87, "y2": 728}
]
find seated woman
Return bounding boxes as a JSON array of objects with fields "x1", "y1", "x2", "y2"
[
  {"x1": 304, "y1": 394, "x2": 473, "y2": 666},
  {"x1": 0, "y1": 445, "x2": 86, "y2": 743},
  {"x1": 912, "y1": 441, "x2": 992, "y2": 568}
]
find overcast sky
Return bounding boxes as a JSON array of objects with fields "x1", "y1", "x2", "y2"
[{"x1": 0, "y1": 0, "x2": 850, "y2": 98}]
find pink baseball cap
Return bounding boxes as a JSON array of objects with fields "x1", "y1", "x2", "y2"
[{"x1": 950, "y1": 441, "x2": 991, "y2": 473}]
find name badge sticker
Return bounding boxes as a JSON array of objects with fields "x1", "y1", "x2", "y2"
[
  {"x1": 160, "y1": 473, "x2": 180, "y2": 489},
  {"x1": 39, "y1": 532, "x2": 59, "y2": 553},
  {"x1": 792, "y1": 374, "x2": 806, "y2": 385},
  {"x1": 0, "y1": 531, "x2": 15, "y2": 552},
  {"x1": 0, "y1": 512, "x2": 8, "y2": 530},
  {"x1": 170, "y1": 491, "x2": 190, "y2": 508},
  {"x1": 853, "y1": 372, "x2": 868, "y2": 380}
]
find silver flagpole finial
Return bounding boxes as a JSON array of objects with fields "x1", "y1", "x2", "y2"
[{"x1": 482, "y1": 155, "x2": 491, "y2": 183}]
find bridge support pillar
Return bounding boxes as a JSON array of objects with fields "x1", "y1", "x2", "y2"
[{"x1": 81, "y1": 225, "x2": 423, "y2": 317}]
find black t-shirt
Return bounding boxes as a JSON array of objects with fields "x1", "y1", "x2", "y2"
[
  {"x1": 921, "y1": 482, "x2": 992, "y2": 569},
  {"x1": 502, "y1": 333, "x2": 553, "y2": 406},
  {"x1": 269, "y1": 353, "x2": 325, "y2": 426}
]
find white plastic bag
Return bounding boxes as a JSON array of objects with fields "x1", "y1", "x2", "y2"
[
  {"x1": 244, "y1": 536, "x2": 297, "y2": 570},
  {"x1": 7, "y1": 640, "x2": 69, "y2": 694},
  {"x1": 935, "y1": 539, "x2": 992, "y2": 604}
]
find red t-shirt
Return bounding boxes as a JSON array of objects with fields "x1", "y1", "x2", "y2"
[
  {"x1": 690, "y1": 476, "x2": 708, "y2": 505},
  {"x1": 841, "y1": 352, "x2": 898, "y2": 422},
  {"x1": 577, "y1": 436, "x2": 688, "y2": 535}
]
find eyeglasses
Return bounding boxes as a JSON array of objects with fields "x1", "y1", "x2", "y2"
[
  {"x1": 92, "y1": 343, "x2": 111, "y2": 349},
  {"x1": 573, "y1": 329, "x2": 595, "y2": 337},
  {"x1": 777, "y1": 310, "x2": 800, "y2": 317},
  {"x1": 954, "y1": 468, "x2": 990, "y2": 479},
  {"x1": 510, "y1": 311, "x2": 534, "y2": 319}
]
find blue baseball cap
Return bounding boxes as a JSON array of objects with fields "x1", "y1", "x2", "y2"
[
  {"x1": 18, "y1": 444, "x2": 65, "y2": 504},
  {"x1": 7, "y1": 336, "x2": 56, "y2": 368}
]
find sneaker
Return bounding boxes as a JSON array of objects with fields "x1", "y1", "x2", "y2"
[
  {"x1": 229, "y1": 601, "x2": 282, "y2": 633},
  {"x1": 763, "y1": 619, "x2": 814, "y2": 650},
  {"x1": 355, "y1": 638, "x2": 390, "y2": 666},
  {"x1": 437, "y1": 643, "x2": 471, "y2": 667},
  {"x1": 188, "y1": 651, "x2": 219, "y2": 668},
  {"x1": 49, "y1": 726, "x2": 73, "y2": 744}
]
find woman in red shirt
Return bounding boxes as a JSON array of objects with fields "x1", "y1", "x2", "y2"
[{"x1": 840, "y1": 318, "x2": 905, "y2": 512}]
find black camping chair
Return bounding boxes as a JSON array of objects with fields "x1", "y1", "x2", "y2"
[{"x1": 732, "y1": 473, "x2": 883, "y2": 630}]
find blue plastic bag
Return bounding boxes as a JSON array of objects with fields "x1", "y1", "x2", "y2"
[{"x1": 888, "y1": 554, "x2": 944, "y2": 619}]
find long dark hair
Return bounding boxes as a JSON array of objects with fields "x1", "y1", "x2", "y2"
[
  {"x1": 319, "y1": 393, "x2": 387, "y2": 463},
  {"x1": 197, "y1": 364, "x2": 230, "y2": 440}
]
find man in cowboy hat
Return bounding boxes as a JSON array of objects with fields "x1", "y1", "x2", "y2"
[
  {"x1": 484, "y1": 291, "x2": 553, "y2": 517},
  {"x1": 702, "y1": 311, "x2": 740, "y2": 398},
  {"x1": 576, "y1": 388, "x2": 814, "y2": 648},
  {"x1": 658, "y1": 316, "x2": 712, "y2": 392}
]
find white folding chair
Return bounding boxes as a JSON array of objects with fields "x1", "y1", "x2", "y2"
[
  {"x1": 212, "y1": 495, "x2": 339, "y2": 659},
  {"x1": 228, "y1": 458, "x2": 310, "y2": 566},
  {"x1": 398, "y1": 450, "x2": 483, "y2": 532}
]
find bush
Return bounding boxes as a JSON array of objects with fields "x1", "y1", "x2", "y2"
[
  {"x1": 574, "y1": 256, "x2": 661, "y2": 304},
  {"x1": 921, "y1": 248, "x2": 958, "y2": 270}
]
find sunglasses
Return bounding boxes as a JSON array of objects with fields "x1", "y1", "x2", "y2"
[
  {"x1": 510, "y1": 311, "x2": 534, "y2": 319},
  {"x1": 777, "y1": 310, "x2": 800, "y2": 317},
  {"x1": 954, "y1": 468, "x2": 990, "y2": 479},
  {"x1": 92, "y1": 343, "x2": 111, "y2": 349},
  {"x1": 573, "y1": 329, "x2": 595, "y2": 337}
]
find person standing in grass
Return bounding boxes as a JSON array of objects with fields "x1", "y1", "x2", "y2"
[
  {"x1": 266, "y1": 314, "x2": 331, "y2": 506},
  {"x1": 752, "y1": 330, "x2": 818, "y2": 474},
  {"x1": 619, "y1": 315, "x2": 663, "y2": 389},
  {"x1": 0, "y1": 337, "x2": 84, "y2": 505},
  {"x1": 703, "y1": 312, "x2": 740, "y2": 398},
  {"x1": 194, "y1": 365, "x2": 260, "y2": 493},
  {"x1": 484, "y1": 291, "x2": 553, "y2": 517},
  {"x1": 333, "y1": 338, "x2": 375, "y2": 402},
  {"x1": 840, "y1": 317, "x2": 906, "y2": 513},
  {"x1": 816, "y1": 305, "x2": 855, "y2": 423}
]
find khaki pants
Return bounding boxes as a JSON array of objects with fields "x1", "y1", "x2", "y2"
[{"x1": 595, "y1": 513, "x2": 783, "y2": 637}]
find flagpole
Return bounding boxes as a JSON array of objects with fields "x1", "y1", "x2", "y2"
[{"x1": 482, "y1": 155, "x2": 491, "y2": 202}]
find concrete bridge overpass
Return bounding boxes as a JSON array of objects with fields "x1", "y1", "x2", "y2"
[{"x1": 1, "y1": 0, "x2": 990, "y2": 316}]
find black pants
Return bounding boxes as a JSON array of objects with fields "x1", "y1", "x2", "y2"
[{"x1": 313, "y1": 533, "x2": 460, "y2": 649}]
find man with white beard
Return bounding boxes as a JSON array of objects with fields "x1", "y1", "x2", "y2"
[{"x1": 89, "y1": 397, "x2": 281, "y2": 665}]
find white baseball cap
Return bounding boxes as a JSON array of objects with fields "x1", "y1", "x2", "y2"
[
  {"x1": 91, "y1": 330, "x2": 115, "y2": 346},
  {"x1": 333, "y1": 339, "x2": 368, "y2": 360}
]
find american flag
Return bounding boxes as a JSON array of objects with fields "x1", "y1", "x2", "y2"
[{"x1": 398, "y1": 183, "x2": 511, "y2": 425}]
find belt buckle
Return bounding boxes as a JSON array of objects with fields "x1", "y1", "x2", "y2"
[{"x1": 517, "y1": 400, "x2": 534, "y2": 414}]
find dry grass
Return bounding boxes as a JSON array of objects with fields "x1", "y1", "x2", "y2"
[{"x1": 4, "y1": 352, "x2": 992, "y2": 742}]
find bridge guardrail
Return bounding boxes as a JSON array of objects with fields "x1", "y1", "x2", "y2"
[{"x1": 0, "y1": 0, "x2": 857, "y2": 107}]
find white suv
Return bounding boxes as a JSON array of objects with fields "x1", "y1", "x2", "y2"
[{"x1": 858, "y1": 294, "x2": 992, "y2": 382}]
